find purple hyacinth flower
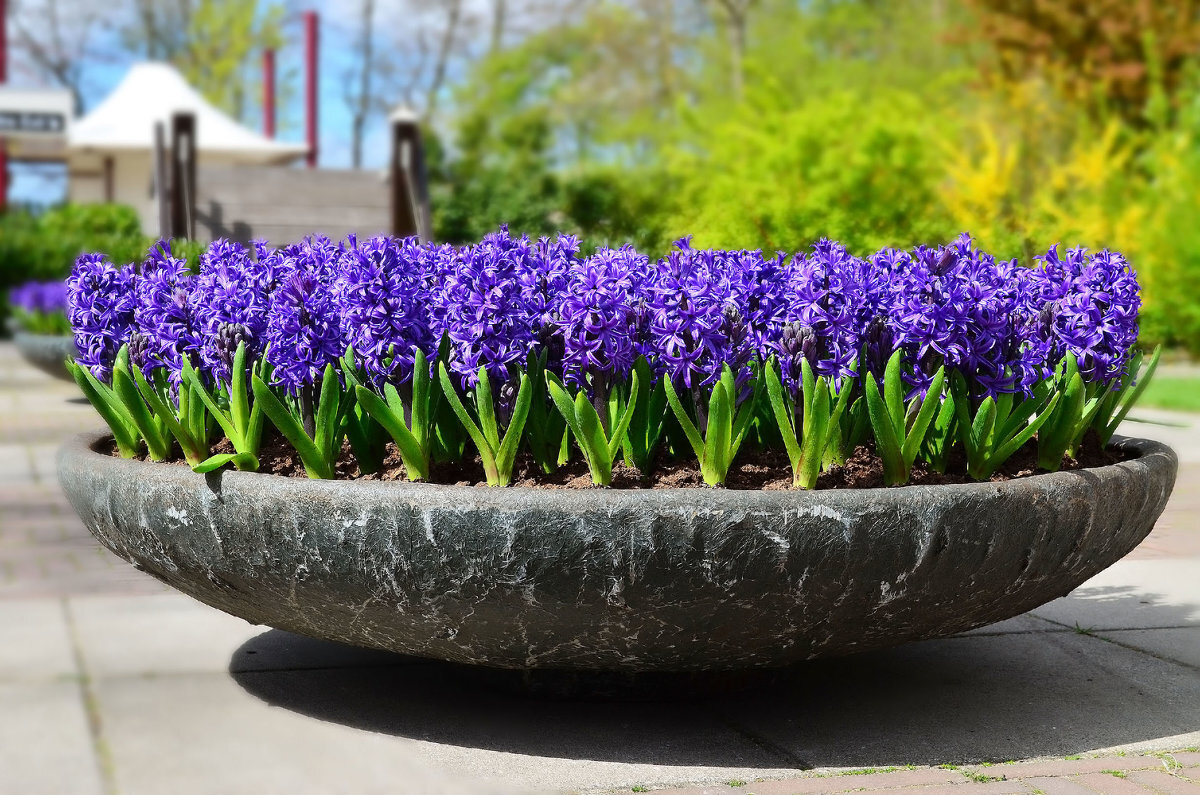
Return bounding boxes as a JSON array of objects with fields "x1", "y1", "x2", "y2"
[
  {"x1": 432, "y1": 227, "x2": 545, "y2": 389},
  {"x1": 265, "y1": 248, "x2": 345, "y2": 395},
  {"x1": 67, "y1": 253, "x2": 139, "y2": 383},
  {"x1": 337, "y1": 234, "x2": 434, "y2": 389},
  {"x1": 134, "y1": 241, "x2": 202, "y2": 380},
  {"x1": 555, "y1": 245, "x2": 642, "y2": 390},
  {"x1": 643, "y1": 237, "x2": 755, "y2": 394},
  {"x1": 192, "y1": 239, "x2": 275, "y2": 383},
  {"x1": 1030, "y1": 245, "x2": 1141, "y2": 384}
]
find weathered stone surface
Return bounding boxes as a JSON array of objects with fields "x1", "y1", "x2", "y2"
[
  {"x1": 14, "y1": 333, "x2": 77, "y2": 382},
  {"x1": 56, "y1": 432, "x2": 1177, "y2": 672}
]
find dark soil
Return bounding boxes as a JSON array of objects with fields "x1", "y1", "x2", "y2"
[{"x1": 107, "y1": 429, "x2": 1131, "y2": 490}]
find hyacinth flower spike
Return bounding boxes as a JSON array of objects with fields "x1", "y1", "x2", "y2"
[
  {"x1": 663, "y1": 363, "x2": 762, "y2": 487},
  {"x1": 765, "y1": 357, "x2": 853, "y2": 490},
  {"x1": 546, "y1": 370, "x2": 640, "y2": 487},
  {"x1": 183, "y1": 341, "x2": 265, "y2": 472},
  {"x1": 864, "y1": 350, "x2": 946, "y2": 486},
  {"x1": 437, "y1": 363, "x2": 532, "y2": 487},
  {"x1": 352, "y1": 345, "x2": 442, "y2": 481},
  {"x1": 252, "y1": 363, "x2": 346, "y2": 480},
  {"x1": 951, "y1": 372, "x2": 1060, "y2": 481}
]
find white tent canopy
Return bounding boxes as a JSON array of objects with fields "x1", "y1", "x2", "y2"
[{"x1": 68, "y1": 62, "x2": 307, "y2": 164}]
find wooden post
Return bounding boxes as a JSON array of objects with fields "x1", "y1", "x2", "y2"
[
  {"x1": 102, "y1": 156, "x2": 114, "y2": 202},
  {"x1": 0, "y1": 0, "x2": 8, "y2": 214},
  {"x1": 169, "y1": 112, "x2": 196, "y2": 240},
  {"x1": 263, "y1": 48, "x2": 276, "y2": 139},
  {"x1": 304, "y1": 11, "x2": 319, "y2": 169},
  {"x1": 389, "y1": 108, "x2": 431, "y2": 241},
  {"x1": 154, "y1": 122, "x2": 169, "y2": 238}
]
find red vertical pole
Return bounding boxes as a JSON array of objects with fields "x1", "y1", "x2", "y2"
[
  {"x1": 0, "y1": 0, "x2": 9, "y2": 213},
  {"x1": 263, "y1": 48, "x2": 276, "y2": 139},
  {"x1": 304, "y1": 11, "x2": 318, "y2": 169}
]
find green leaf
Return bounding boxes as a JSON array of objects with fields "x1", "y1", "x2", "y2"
[
  {"x1": 192, "y1": 452, "x2": 259, "y2": 474},
  {"x1": 865, "y1": 373, "x2": 904, "y2": 484},
  {"x1": 230, "y1": 343, "x2": 250, "y2": 433},
  {"x1": 883, "y1": 350, "x2": 905, "y2": 438},
  {"x1": 314, "y1": 364, "x2": 342, "y2": 464},
  {"x1": 546, "y1": 374, "x2": 583, "y2": 441},
  {"x1": 901, "y1": 367, "x2": 945, "y2": 467},
  {"x1": 184, "y1": 363, "x2": 239, "y2": 445},
  {"x1": 410, "y1": 348, "x2": 430, "y2": 438},
  {"x1": 730, "y1": 364, "x2": 763, "y2": 457},
  {"x1": 474, "y1": 365, "x2": 501, "y2": 452},
  {"x1": 971, "y1": 397, "x2": 998, "y2": 452},
  {"x1": 1101, "y1": 345, "x2": 1162, "y2": 442},
  {"x1": 438, "y1": 363, "x2": 492, "y2": 461},
  {"x1": 251, "y1": 374, "x2": 332, "y2": 479},
  {"x1": 702, "y1": 381, "x2": 733, "y2": 485},
  {"x1": 992, "y1": 392, "x2": 1062, "y2": 465},
  {"x1": 765, "y1": 359, "x2": 801, "y2": 470},
  {"x1": 1038, "y1": 372, "x2": 1085, "y2": 471},
  {"x1": 123, "y1": 363, "x2": 177, "y2": 461},
  {"x1": 607, "y1": 371, "x2": 640, "y2": 462},
  {"x1": 495, "y1": 373, "x2": 533, "y2": 486},
  {"x1": 662, "y1": 377, "x2": 705, "y2": 461},
  {"x1": 798, "y1": 377, "x2": 830, "y2": 489},
  {"x1": 68, "y1": 361, "x2": 141, "y2": 456},
  {"x1": 574, "y1": 389, "x2": 611, "y2": 480},
  {"x1": 355, "y1": 385, "x2": 427, "y2": 480}
]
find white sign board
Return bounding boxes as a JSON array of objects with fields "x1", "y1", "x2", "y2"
[
  {"x1": 0, "y1": 88, "x2": 74, "y2": 161},
  {"x1": 0, "y1": 88, "x2": 73, "y2": 140}
]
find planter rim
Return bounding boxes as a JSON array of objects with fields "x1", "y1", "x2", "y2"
[{"x1": 61, "y1": 429, "x2": 1176, "y2": 509}]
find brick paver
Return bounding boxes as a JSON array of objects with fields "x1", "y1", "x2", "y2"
[{"x1": 645, "y1": 755, "x2": 1200, "y2": 793}]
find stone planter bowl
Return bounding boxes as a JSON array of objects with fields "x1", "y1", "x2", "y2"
[
  {"x1": 14, "y1": 331, "x2": 78, "y2": 382},
  {"x1": 58, "y1": 432, "x2": 1176, "y2": 673}
]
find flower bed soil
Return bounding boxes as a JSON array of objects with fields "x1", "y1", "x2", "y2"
[{"x1": 108, "y1": 430, "x2": 1128, "y2": 490}]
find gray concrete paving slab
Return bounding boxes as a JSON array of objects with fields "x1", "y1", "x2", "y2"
[
  {"x1": 1120, "y1": 410, "x2": 1200, "y2": 463},
  {"x1": 1030, "y1": 559, "x2": 1200, "y2": 631},
  {"x1": 707, "y1": 629, "x2": 1200, "y2": 770},
  {"x1": 228, "y1": 659, "x2": 801, "y2": 792},
  {"x1": 0, "y1": 598, "x2": 77, "y2": 680},
  {"x1": 69, "y1": 593, "x2": 265, "y2": 677},
  {"x1": 954, "y1": 614, "x2": 1065, "y2": 636},
  {"x1": 1096, "y1": 627, "x2": 1200, "y2": 668},
  {"x1": 0, "y1": 680, "x2": 104, "y2": 795},
  {"x1": 91, "y1": 672, "x2": 507, "y2": 795}
]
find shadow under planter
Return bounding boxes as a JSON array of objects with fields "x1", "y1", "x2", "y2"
[
  {"x1": 14, "y1": 332, "x2": 78, "y2": 382},
  {"x1": 57, "y1": 432, "x2": 1177, "y2": 675},
  {"x1": 227, "y1": 613, "x2": 1200, "y2": 768}
]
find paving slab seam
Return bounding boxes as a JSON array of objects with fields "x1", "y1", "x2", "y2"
[
  {"x1": 710, "y1": 714, "x2": 814, "y2": 773},
  {"x1": 62, "y1": 598, "x2": 118, "y2": 795},
  {"x1": 1030, "y1": 616, "x2": 1200, "y2": 673}
]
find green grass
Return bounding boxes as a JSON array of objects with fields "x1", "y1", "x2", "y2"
[{"x1": 1135, "y1": 376, "x2": 1200, "y2": 413}]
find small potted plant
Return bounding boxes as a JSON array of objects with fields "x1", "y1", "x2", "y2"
[
  {"x1": 8, "y1": 279, "x2": 78, "y2": 381},
  {"x1": 57, "y1": 231, "x2": 1176, "y2": 673}
]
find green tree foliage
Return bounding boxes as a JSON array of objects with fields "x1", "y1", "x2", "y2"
[
  {"x1": 425, "y1": 0, "x2": 1200, "y2": 350},
  {"x1": 122, "y1": 0, "x2": 288, "y2": 120}
]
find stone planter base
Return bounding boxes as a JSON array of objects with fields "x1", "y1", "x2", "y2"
[
  {"x1": 58, "y1": 432, "x2": 1176, "y2": 673},
  {"x1": 14, "y1": 332, "x2": 78, "y2": 382}
]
